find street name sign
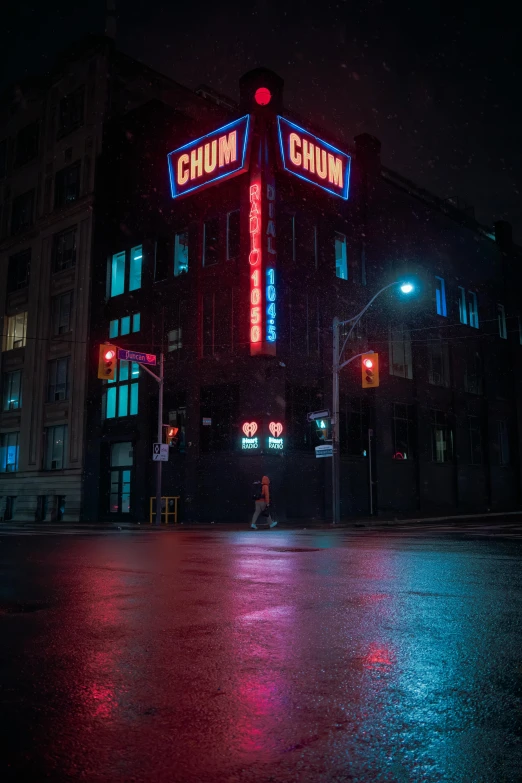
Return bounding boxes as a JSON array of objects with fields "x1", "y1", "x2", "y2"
[
  {"x1": 152, "y1": 443, "x2": 169, "y2": 462},
  {"x1": 118, "y1": 349, "x2": 157, "y2": 365},
  {"x1": 315, "y1": 444, "x2": 333, "y2": 459},
  {"x1": 307, "y1": 410, "x2": 330, "y2": 422}
]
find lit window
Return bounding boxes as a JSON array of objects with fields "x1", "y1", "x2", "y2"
[
  {"x1": 226, "y1": 210, "x2": 240, "y2": 260},
  {"x1": 132, "y1": 313, "x2": 140, "y2": 332},
  {"x1": 389, "y1": 324, "x2": 413, "y2": 379},
  {"x1": 468, "y1": 292, "x2": 479, "y2": 329},
  {"x1": 129, "y1": 245, "x2": 142, "y2": 291},
  {"x1": 435, "y1": 276, "x2": 447, "y2": 316},
  {"x1": 109, "y1": 319, "x2": 119, "y2": 338},
  {"x1": 45, "y1": 424, "x2": 68, "y2": 470},
  {"x1": 47, "y1": 357, "x2": 70, "y2": 402},
  {"x1": 458, "y1": 286, "x2": 467, "y2": 325},
  {"x1": 120, "y1": 316, "x2": 130, "y2": 336},
  {"x1": 110, "y1": 251, "x2": 125, "y2": 297},
  {"x1": 335, "y1": 232, "x2": 348, "y2": 280},
  {"x1": 174, "y1": 231, "x2": 189, "y2": 275},
  {"x1": 2, "y1": 371, "x2": 22, "y2": 411},
  {"x1": 168, "y1": 328, "x2": 182, "y2": 352},
  {"x1": 497, "y1": 304, "x2": 507, "y2": 339},
  {"x1": 103, "y1": 361, "x2": 139, "y2": 420},
  {"x1": 0, "y1": 432, "x2": 19, "y2": 472},
  {"x1": 3, "y1": 312, "x2": 28, "y2": 351}
]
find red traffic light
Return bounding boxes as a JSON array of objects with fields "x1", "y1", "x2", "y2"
[
  {"x1": 363, "y1": 358, "x2": 373, "y2": 369},
  {"x1": 104, "y1": 349, "x2": 116, "y2": 361},
  {"x1": 254, "y1": 87, "x2": 271, "y2": 106}
]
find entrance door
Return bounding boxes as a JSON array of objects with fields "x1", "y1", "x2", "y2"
[{"x1": 109, "y1": 442, "x2": 133, "y2": 514}]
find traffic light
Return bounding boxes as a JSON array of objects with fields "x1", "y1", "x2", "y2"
[
  {"x1": 164, "y1": 425, "x2": 179, "y2": 446},
  {"x1": 361, "y1": 353, "x2": 379, "y2": 388},
  {"x1": 314, "y1": 418, "x2": 331, "y2": 443},
  {"x1": 98, "y1": 344, "x2": 117, "y2": 380}
]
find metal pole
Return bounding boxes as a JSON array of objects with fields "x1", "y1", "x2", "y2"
[
  {"x1": 368, "y1": 428, "x2": 373, "y2": 516},
  {"x1": 155, "y1": 352, "x2": 164, "y2": 525},
  {"x1": 332, "y1": 317, "x2": 340, "y2": 525}
]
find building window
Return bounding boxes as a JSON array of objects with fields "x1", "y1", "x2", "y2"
[
  {"x1": 45, "y1": 424, "x2": 68, "y2": 470},
  {"x1": 200, "y1": 384, "x2": 239, "y2": 452},
  {"x1": 335, "y1": 232, "x2": 348, "y2": 280},
  {"x1": 459, "y1": 287, "x2": 479, "y2": 328},
  {"x1": 129, "y1": 245, "x2": 143, "y2": 291},
  {"x1": 202, "y1": 292, "x2": 214, "y2": 356},
  {"x1": 497, "y1": 304, "x2": 507, "y2": 339},
  {"x1": 498, "y1": 420, "x2": 510, "y2": 466},
  {"x1": 3, "y1": 312, "x2": 27, "y2": 351},
  {"x1": 2, "y1": 371, "x2": 22, "y2": 411},
  {"x1": 226, "y1": 210, "x2": 240, "y2": 260},
  {"x1": 54, "y1": 161, "x2": 81, "y2": 208},
  {"x1": 7, "y1": 250, "x2": 30, "y2": 292},
  {"x1": 58, "y1": 86, "x2": 85, "y2": 138},
  {"x1": 0, "y1": 138, "x2": 7, "y2": 178},
  {"x1": 389, "y1": 324, "x2": 413, "y2": 379},
  {"x1": 52, "y1": 291, "x2": 73, "y2": 335},
  {"x1": 15, "y1": 121, "x2": 39, "y2": 167},
  {"x1": 392, "y1": 403, "x2": 416, "y2": 460},
  {"x1": 168, "y1": 328, "x2": 182, "y2": 352},
  {"x1": 53, "y1": 226, "x2": 77, "y2": 272},
  {"x1": 435, "y1": 276, "x2": 447, "y2": 316},
  {"x1": 431, "y1": 410, "x2": 454, "y2": 463},
  {"x1": 464, "y1": 350, "x2": 483, "y2": 395},
  {"x1": 427, "y1": 338, "x2": 450, "y2": 387},
  {"x1": 468, "y1": 416, "x2": 483, "y2": 465},
  {"x1": 11, "y1": 189, "x2": 34, "y2": 234},
  {"x1": 110, "y1": 251, "x2": 126, "y2": 297},
  {"x1": 110, "y1": 442, "x2": 133, "y2": 514},
  {"x1": 174, "y1": 231, "x2": 189, "y2": 276},
  {"x1": 104, "y1": 361, "x2": 139, "y2": 419},
  {"x1": 108, "y1": 313, "x2": 140, "y2": 339},
  {"x1": 47, "y1": 357, "x2": 70, "y2": 402},
  {"x1": 0, "y1": 432, "x2": 19, "y2": 473},
  {"x1": 458, "y1": 286, "x2": 467, "y2": 324},
  {"x1": 203, "y1": 218, "x2": 220, "y2": 266}
]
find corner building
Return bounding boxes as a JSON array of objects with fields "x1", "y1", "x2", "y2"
[{"x1": 83, "y1": 68, "x2": 522, "y2": 523}]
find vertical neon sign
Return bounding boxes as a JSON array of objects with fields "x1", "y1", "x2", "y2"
[
  {"x1": 249, "y1": 181, "x2": 262, "y2": 348},
  {"x1": 266, "y1": 182, "x2": 277, "y2": 344}
]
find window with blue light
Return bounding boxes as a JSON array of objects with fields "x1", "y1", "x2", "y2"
[
  {"x1": 174, "y1": 231, "x2": 189, "y2": 276},
  {"x1": 103, "y1": 360, "x2": 139, "y2": 420},
  {"x1": 132, "y1": 313, "x2": 140, "y2": 332},
  {"x1": 458, "y1": 286, "x2": 479, "y2": 328},
  {"x1": 498, "y1": 304, "x2": 507, "y2": 339},
  {"x1": 2, "y1": 371, "x2": 22, "y2": 411},
  {"x1": 120, "y1": 316, "x2": 131, "y2": 336},
  {"x1": 435, "y1": 276, "x2": 447, "y2": 316},
  {"x1": 0, "y1": 431, "x2": 20, "y2": 472},
  {"x1": 111, "y1": 251, "x2": 125, "y2": 297},
  {"x1": 109, "y1": 319, "x2": 118, "y2": 338},
  {"x1": 335, "y1": 232, "x2": 348, "y2": 280},
  {"x1": 129, "y1": 245, "x2": 142, "y2": 291}
]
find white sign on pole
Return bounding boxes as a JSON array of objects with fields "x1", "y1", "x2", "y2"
[
  {"x1": 315, "y1": 444, "x2": 333, "y2": 459},
  {"x1": 307, "y1": 409, "x2": 331, "y2": 422},
  {"x1": 152, "y1": 443, "x2": 169, "y2": 462}
]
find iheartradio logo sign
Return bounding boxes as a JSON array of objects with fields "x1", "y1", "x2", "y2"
[
  {"x1": 242, "y1": 422, "x2": 258, "y2": 438},
  {"x1": 269, "y1": 421, "x2": 283, "y2": 438}
]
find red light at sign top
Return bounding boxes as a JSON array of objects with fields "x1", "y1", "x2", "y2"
[
  {"x1": 254, "y1": 87, "x2": 271, "y2": 106},
  {"x1": 105, "y1": 350, "x2": 116, "y2": 360},
  {"x1": 363, "y1": 358, "x2": 373, "y2": 369}
]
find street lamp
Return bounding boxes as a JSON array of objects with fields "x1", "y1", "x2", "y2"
[{"x1": 331, "y1": 280, "x2": 415, "y2": 525}]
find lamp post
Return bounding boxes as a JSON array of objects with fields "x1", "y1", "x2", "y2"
[{"x1": 331, "y1": 281, "x2": 414, "y2": 525}]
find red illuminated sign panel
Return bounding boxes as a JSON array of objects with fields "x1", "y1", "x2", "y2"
[
  {"x1": 277, "y1": 116, "x2": 351, "y2": 199},
  {"x1": 167, "y1": 115, "x2": 251, "y2": 199}
]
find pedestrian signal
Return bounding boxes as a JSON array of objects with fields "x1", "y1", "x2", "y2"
[
  {"x1": 361, "y1": 353, "x2": 379, "y2": 388},
  {"x1": 98, "y1": 344, "x2": 117, "y2": 380}
]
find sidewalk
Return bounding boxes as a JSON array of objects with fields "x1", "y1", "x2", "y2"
[{"x1": 1, "y1": 509, "x2": 521, "y2": 533}]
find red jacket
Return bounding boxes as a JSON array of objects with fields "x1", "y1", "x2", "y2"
[{"x1": 261, "y1": 476, "x2": 270, "y2": 505}]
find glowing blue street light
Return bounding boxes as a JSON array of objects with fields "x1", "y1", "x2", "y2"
[{"x1": 400, "y1": 282, "x2": 414, "y2": 294}]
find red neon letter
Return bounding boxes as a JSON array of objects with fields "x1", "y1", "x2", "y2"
[
  {"x1": 218, "y1": 131, "x2": 237, "y2": 167},
  {"x1": 190, "y1": 146, "x2": 203, "y2": 180},
  {"x1": 204, "y1": 140, "x2": 217, "y2": 174},
  {"x1": 289, "y1": 133, "x2": 302, "y2": 166},
  {"x1": 328, "y1": 153, "x2": 343, "y2": 188},
  {"x1": 177, "y1": 154, "x2": 189, "y2": 185},
  {"x1": 316, "y1": 148, "x2": 327, "y2": 180}
]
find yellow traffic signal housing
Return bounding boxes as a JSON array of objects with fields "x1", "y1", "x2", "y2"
[
  {"x1": 361, "y1": 352, "x2": 379, "y2": 388},
  {"x1": 98, "y1": 344, "x2": 117, "y2": 380}
]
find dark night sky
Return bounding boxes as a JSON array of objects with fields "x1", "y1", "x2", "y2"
[{"x1": 3, "y1": 0, "x2": 522, "y2": 241}]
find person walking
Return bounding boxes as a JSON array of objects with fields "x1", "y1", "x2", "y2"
[{"x1": 251, "y1": 475, "x2": 277, "y2": 529}]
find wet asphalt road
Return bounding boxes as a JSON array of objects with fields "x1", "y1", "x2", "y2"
[{"x1": 1, "y1": 524, "x2": 521, "y2": 782}]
